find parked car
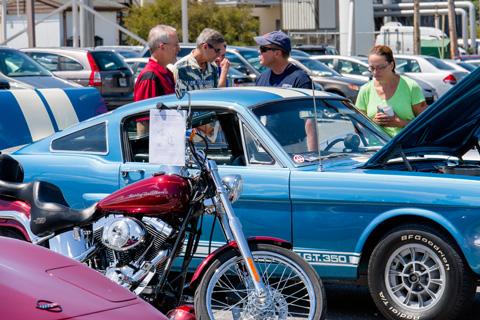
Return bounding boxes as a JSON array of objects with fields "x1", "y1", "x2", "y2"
[
  {"x1": 0, "y1": 87, "x2": 107, "y2": 150},
  {"x1": 294, "y1": 44, "x2": 339, "y2": 55},
  {"x1": 290, "y1": 56, "x2": 366, "y2": 102},
  {"x1": 10, "y1": 71, "x2": 480, "y2": 319},
  {"x1": 125, "y1": 57, "x2": 254, "y2": 87},
  {"x1": 95, "y1": 45, "x2": 143, "y2": 58},
  {"x1": 442, "y1": 59, "x2": 471, "y2": 72},
  {"x1": 455, "y1": 54, "x2": 480, "y2": 65},
  {"x1": 455, "y1": 61, "x2": 478, "y2": 71},
  {"x1": 0, "y1": 236, "x2": 167, "y2": 319},
  {"x1": 0, "y1": 47, "x2": 81, "y2": 88},
  {"x1": 291, "y1": 49, "x2": 311, "y2": 57},
  {"x1": 394, "y1": 54, "x2": 468, "y2": 96},
  {"x1": 313, "y1": 55, "x2": 438, "y2": 105},
  {"x1": 446, "y1": 59, "x2": 478, "y2": 72},
  {"x1": 313, "y1": 55, "x2": 371, "y2": 81},
  {"x1": 22, "y1": 48, "x2": 134, "y2": 109}
]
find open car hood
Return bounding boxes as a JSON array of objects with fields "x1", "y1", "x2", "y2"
[{"x1": 364, "y1": 68, "x2": 480, "y2": 168}]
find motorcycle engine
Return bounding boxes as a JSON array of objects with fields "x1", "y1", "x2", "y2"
[{"x1": 94, "y1": 216, "x2": 174, "y2": 290}]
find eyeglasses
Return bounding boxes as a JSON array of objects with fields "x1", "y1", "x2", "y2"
[
  {"x1": 259, "y1": 46, "x2": 280, "y2": 53},
  {"x1": 368, "y1": 63, "x2": 390, "y2": 72},
  {"x1": 207, "y1": 43, "x2": 222, "y2": 54}
]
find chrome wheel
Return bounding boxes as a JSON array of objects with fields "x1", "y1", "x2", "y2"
[
  {"x1": 205, "y1": 250, "x2": 317, "y2": 319},
  {"x1": 385, "y1": 243, "x2": 446, "y2": 311}
]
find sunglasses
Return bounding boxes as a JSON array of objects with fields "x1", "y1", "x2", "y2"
[
  {"x1": 259, "y1": 46, "x2": 280, "y2": 53},
  {"x1": 207, "y1": 43, "x2": 222, "y2": 54}
]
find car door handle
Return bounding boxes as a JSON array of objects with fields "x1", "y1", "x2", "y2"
[{"x1": 121, "y1": 169, "x2": 145, "y2": 177}]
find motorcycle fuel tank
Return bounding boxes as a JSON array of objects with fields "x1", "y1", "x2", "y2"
[{"x1": 97, "y1": 173, "x2": 190, "y2": 218}]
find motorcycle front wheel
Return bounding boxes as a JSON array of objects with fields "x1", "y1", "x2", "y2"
[{"x1": 194, "y1": 243, "x2": 326, "y2": 320}]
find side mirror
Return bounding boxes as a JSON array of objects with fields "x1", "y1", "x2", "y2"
[
  {"x1": 0, "y1": 79, "x2": 10, "y2": 90},
  {"x1": 361, "y1": 71, "x2": 371, "y2": 77}
]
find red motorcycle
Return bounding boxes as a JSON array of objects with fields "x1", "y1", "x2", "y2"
[{"x1": 0, "y1": 118, "x2": 326, "y2": 319}]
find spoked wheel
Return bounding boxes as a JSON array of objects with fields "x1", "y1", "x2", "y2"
[{"x1": 194, "y1": 243, "x2": 326, "y2": 320}]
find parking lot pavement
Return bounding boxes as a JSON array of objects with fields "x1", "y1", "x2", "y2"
[{"x1": 325, "y1": 283, "x2": 480, "y2": 320}]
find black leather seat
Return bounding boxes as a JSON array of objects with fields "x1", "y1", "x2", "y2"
[
  {"x1": 0, "y1": 154, "x2": 24, "y2": 183},
  {"x1": 28, "y1": 181, "x2": 98, "y2": 237},
  {"x1": 0, "y1": 154, "x2": 98, "y2": 237}
]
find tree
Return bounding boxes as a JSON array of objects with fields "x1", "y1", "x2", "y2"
[{"x1": 123, "y1": 0, "x2": 259, "y2": 46}]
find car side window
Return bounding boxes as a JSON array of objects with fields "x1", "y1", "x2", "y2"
[
  {"x1": 123, "y1": 110, "x2": 246, "y2": 166},
  {"x1": 351, "y1": 62, "x2": 368, "y2": 75},
  {"x1": 58, "y1": 56, "x2": 84, "y2": 71},
  {"x1": 339, "y1": 60, "x2": 355, "y2": 74},
  {"x1": 320, "y1": 59, "x2": 334, "y2": 69},
  {"x1": 242, "y1": 124, "x2": 275, "y2": 166},
  {"x1": 51, "y1": 123, "x2": 107, "y2": 153},
  {"x1": 396, "y1": 58, "x2": 421, "y2": 73},
  {"x1": 28, "y1": 52, "x2": 59, "y2": 71}
]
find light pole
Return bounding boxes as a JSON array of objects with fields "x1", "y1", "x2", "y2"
[{"x1": 182, "y1": 0, "x2": 188, "y2": 43}]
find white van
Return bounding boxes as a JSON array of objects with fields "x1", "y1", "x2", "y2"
[{"x1": 376, "y1": 22, "x2": 450, "y2": 58}]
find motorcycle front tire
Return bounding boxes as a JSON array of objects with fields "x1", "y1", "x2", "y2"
[{"x1": 194, "y1": 243, "x2": 326, "y2": 320}]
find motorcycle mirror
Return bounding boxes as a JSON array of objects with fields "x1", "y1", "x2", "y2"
[
  {"x1": 175, "y1": 82, "x2": 187, "y2": 100},
  {"x1": 175, "y1": 83, "x2": 192, "y2": 128}
]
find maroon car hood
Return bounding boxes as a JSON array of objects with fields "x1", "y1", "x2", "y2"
[{"x1": 0, "y1": 237, "x2": 137, "y2": 319}]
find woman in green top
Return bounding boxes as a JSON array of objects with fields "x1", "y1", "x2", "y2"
[{"x1": 355, "y1": 45, "x2": 427, "y2": 136}]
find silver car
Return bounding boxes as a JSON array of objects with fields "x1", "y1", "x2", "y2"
[{"x1": 23, "y1": 47, "x2": 134, "y2": 109}]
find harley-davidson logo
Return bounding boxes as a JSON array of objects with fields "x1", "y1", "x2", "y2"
[
  {"x1": 33, "y1": 217, "x2": 46, "y2": 224},
  {"x1": 123, "y1": 190, "x2": 168, "y2": 200}
]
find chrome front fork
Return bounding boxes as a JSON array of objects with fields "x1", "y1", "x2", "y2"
[{"x1": 207, "y1": 160, "x2": 268, "y2": 298}]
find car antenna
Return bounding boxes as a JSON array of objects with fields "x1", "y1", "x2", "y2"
[{"x1": 311, "y1": 81, "x2": 323, "y2": 172}]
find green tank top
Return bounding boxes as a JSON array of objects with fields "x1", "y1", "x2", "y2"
[{"x1": 355, "y1": 75, "x2": 425, "y2": 136}]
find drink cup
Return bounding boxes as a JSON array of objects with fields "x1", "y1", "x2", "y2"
[{"x1": 377, "y1": 105, "x2": 394, "y2": 117}]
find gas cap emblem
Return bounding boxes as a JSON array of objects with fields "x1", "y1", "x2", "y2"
[{"x1": 36, "y1": 300, "x2": 63, "y2": 312}]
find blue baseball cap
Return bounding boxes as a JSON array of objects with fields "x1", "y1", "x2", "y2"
[{"x1": 254, "y1": 30, "x2": 291, "y2": 53}]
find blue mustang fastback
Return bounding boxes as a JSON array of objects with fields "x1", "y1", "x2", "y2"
[{"x1": 6, "y1": 68, "x2": 480, "y2": 320}]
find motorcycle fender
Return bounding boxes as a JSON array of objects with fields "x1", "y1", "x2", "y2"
[
  {"x1": 0, "y1": 199, "x2": 32, "y2": 241},
  {"x1": 0, "y1": 218, "x2": 31, "y2": 241},
  {"x1": 189, "y1": 236, "x2": 292, "y2": 290}
]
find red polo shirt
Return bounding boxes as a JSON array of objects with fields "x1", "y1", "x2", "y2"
[{"x1": 134, "y1": 58, "x2": 175, "y2": 102}]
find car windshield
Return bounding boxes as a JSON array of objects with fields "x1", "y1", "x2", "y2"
[
  {"x1": 235, "y1": 49, "x2": 268, "y2": 73},
  {"x1": 251, "y1": 98, "x2": 389, "y2": 165},
  {"x1": 297, "y1": 58, "x2": 341, "y2": 76},
  {"x1": 0, "y1": 50, "x2": 51, "y2": 77}
]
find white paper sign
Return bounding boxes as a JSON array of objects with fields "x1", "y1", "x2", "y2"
[{"x1": 149, "y1": 109, "x2": 186, "y2": 166}]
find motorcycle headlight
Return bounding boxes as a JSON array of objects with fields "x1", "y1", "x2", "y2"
[
  {"x1": 222, "y1": 175, "x2": 243, "y2": 203},
  {"x1": 101, "y1": 217, "x2": 145, "y2": 251}
]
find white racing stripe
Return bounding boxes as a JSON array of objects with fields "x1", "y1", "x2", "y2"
[
  {"x1": 11, "y1": 90, "x2": 55, "y2": 141},
  {"x1": 231, "y1": 86, "x2": 309, "y2": 98},
  {"x1": 38, "y1": 89, "x2": 79, "y2": 130},
  {"x1": 291, "y1": 88, "x2": 332, "y2": 98}
]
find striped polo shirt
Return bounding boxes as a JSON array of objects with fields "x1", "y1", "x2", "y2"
[{"x1": 172, "y1": 52, "x2": 219, "y2": 91}]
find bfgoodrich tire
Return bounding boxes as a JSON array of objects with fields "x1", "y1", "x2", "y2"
[
  {"x1": 194, "y1": 243, "x2": 326, "y2": 320},
  {"x1": 368, "y1": 225, "x2": 476, "y2": 320}
]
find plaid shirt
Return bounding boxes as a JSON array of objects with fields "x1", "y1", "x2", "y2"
[{"x1": 172, "y1": 52, "x2": 218, "y2": 91}]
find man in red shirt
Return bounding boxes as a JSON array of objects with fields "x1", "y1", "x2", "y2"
[{"x1": 134, "y1": 24, "x2": 179, "y2": 101}]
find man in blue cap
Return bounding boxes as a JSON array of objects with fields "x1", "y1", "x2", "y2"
[{"x1": 254, "y1": 30, "x2": 312, "y2": 88}]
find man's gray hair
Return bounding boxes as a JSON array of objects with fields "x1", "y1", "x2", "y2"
[
  {"x1": 148, "y1": 25, "x2": 177, "y2": 52},
  {"x1": 196, "y1": 28, "x2": 225, "y2": 47}
]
